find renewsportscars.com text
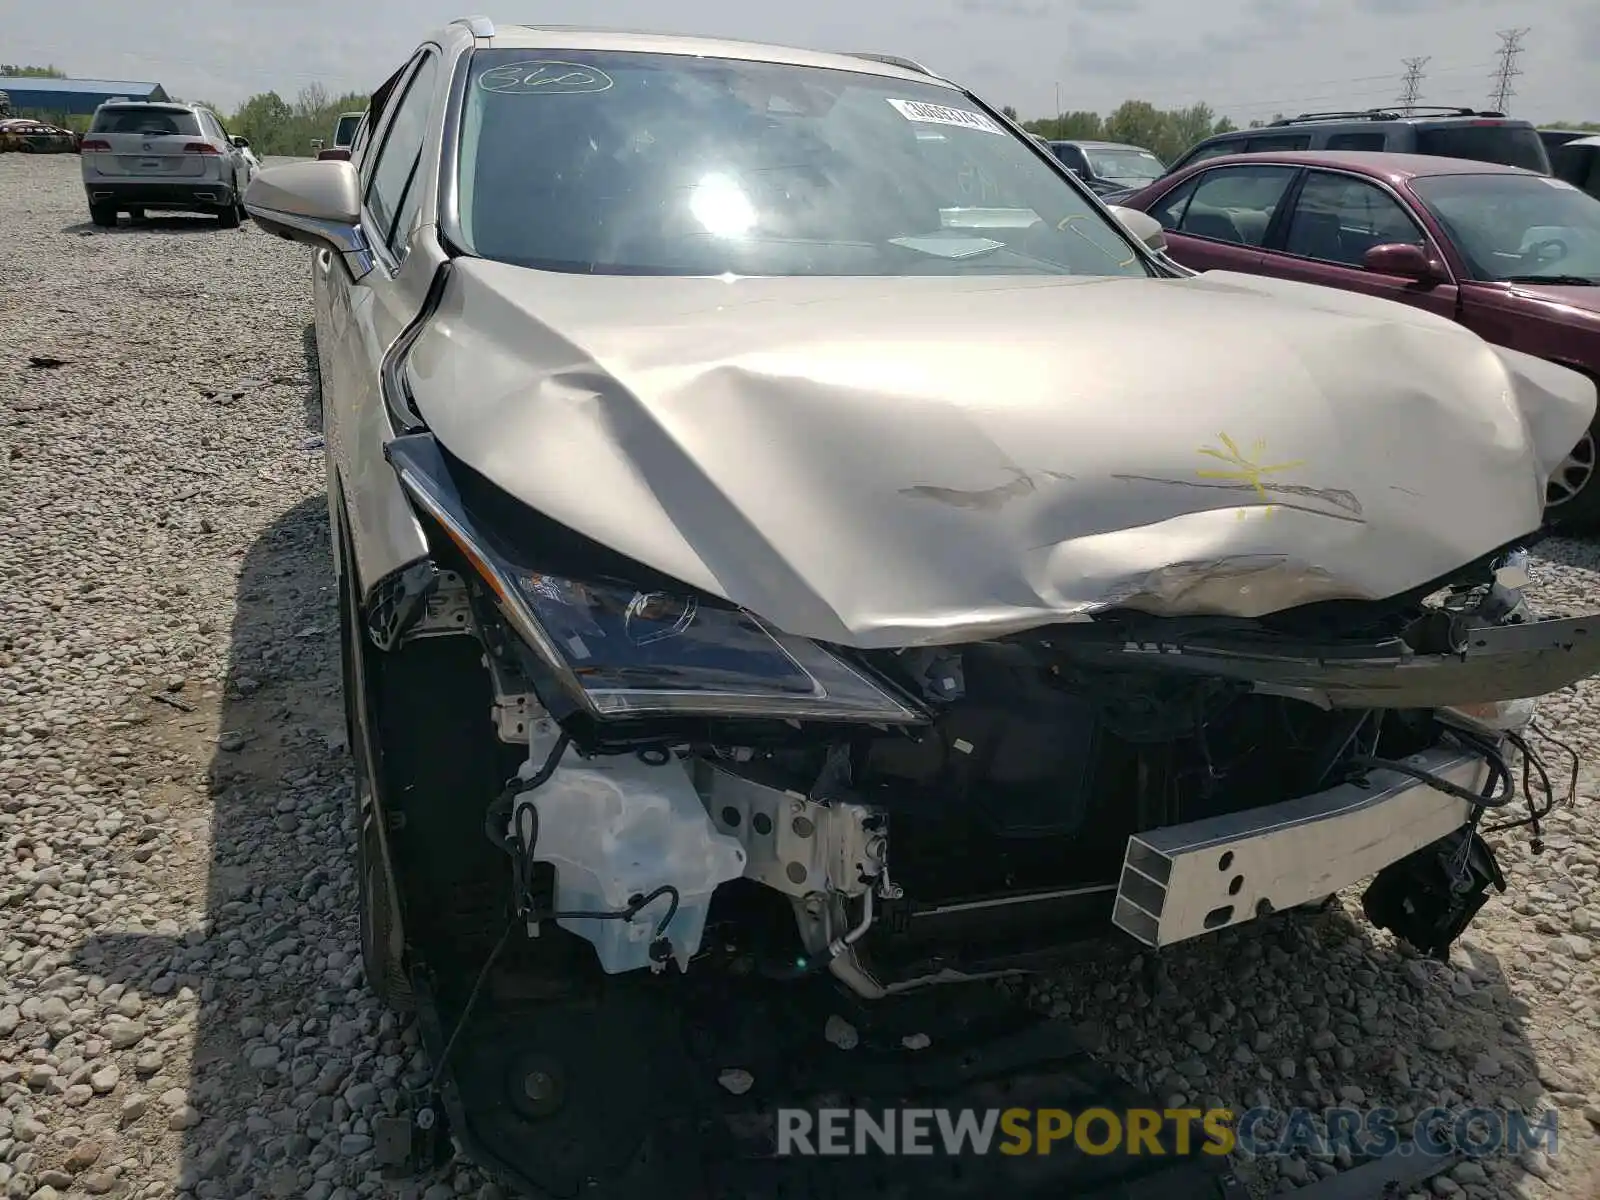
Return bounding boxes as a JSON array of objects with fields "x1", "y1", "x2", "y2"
[
  {"x1": 776, "y1": 1106, "x2": 1560, "y2": 1159},
  {"x1": 778, "y1": 1108, "x2": 1231, "y2": 1157}
]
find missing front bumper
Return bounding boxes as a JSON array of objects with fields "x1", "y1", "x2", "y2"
[{"x1": 1113, "y1": 747, "x2": 1484, "y2": 947}]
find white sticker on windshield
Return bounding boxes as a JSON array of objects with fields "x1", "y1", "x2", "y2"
[
  {"x1": 1541, "y1": 177, "x2": 1577, "y2": 189},
  {"x1": 887, "y1": 98, "x2": 1003, "y2": 135}
]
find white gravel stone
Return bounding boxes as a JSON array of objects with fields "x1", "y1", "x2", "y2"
[{"x1": 824, "y1": 1015, "x2": 859, "y2": 1050}]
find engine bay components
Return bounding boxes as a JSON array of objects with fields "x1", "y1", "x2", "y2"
[
  {"x1": 1362, "y1": 826, "x2": 1507, "y2": 960},
  {"x1": 508, "y1": 735, "x2": 747, "y2": 973},
  {"x1": 692, "y1": 757, "x2": 887, "y2": 898}
]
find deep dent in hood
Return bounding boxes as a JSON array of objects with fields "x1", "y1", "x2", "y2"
[{"x1": 406, "y1": 262, "x2": 1597, "y2": 649}]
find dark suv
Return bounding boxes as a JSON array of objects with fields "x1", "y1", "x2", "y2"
[{"x1": 1165, "y1": 108, "x2": 1551, "y2": 176}]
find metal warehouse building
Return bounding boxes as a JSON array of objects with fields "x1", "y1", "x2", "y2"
[{"x1": 0, "y1": 76, "x2": 169, "y2": 116}]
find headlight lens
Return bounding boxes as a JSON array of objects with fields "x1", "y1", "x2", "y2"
[
  {"x1": 386, "y1": 434, "x2": 926, "y2": 724},
  {"x1": 508, "y1": 571, "x2": 923, "y2": 719}
]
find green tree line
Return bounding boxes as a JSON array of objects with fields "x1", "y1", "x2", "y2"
[
  {"x1": 226, "y1": 84, "x2": 369, "y2": 156},
  {"x1": 1020, "y1": 100, "x2": 1238, "y2": 163}
]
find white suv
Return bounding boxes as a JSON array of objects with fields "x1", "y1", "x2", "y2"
[{"x1": 79, "y1": 100, "x2": 257, "y2": 228}]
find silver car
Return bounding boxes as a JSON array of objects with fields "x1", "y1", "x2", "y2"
[
  {"x1": 245, "y1": 19, "x2": 1599, "y2": 1187},
  {"x1": 80, "y1": 99, "x2": 256, "y2": 227}
]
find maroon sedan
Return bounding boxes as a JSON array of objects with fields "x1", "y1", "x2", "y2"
[{"x1": 1120, "y1": 151, "x2": 1600, "y2": 529}]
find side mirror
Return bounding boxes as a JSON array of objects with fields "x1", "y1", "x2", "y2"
[
  {"x1": 243, "y1": 161, "x2": 372, "y2": 278},
  {"x1": 317, "y1": 147, "x2": 352, "y2": 162},
  {"x1": 231, "y1": 135, "x2": 250, "y2": 149},
  {"x1": 1107, "y1": 204, "x2": 1167, "y2": 253},
  {"x1": 1362, "y1": 242, "x2": 1440, "y2": 282}
]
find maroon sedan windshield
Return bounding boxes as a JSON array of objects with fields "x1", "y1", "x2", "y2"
[{"x1": 1412, "y1": 173, "x2": 1600, "y2": 284}]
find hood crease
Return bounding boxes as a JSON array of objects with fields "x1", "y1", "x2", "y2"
[{"x1": 404, "y1": 260, "x2": 1597, "y2": 648}]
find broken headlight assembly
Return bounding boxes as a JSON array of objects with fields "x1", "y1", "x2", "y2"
[{"x1": 385, "y1": 434, "x2": 926, "y2": 724}]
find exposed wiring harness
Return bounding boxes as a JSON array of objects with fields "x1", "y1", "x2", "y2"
[
  {"x1": 430, "y1": 733, "x2": 685, "y2": 1093},
  {"x1": 489, "y1": 730, "x2": 682, "y2": 952},
  {"x1": 1481, "y1": 721, "x2": 1581, "y2": 853},
  {"x1": 1346, "y1": 717, "x2": 1581, "y2": 865},
  {"x1": 509, "y1": 801, "x2": 681, "y2": 947},
  {"x1": 1346, "y1": 727, "x2": 1515, "y2": 810}
]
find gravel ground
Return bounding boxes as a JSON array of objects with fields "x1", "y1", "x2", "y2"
[{"x1": 2, "y1": 151, "x2": 1599, "y2": 1200}]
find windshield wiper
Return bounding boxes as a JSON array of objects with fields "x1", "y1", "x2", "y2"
[{"x1": 1500, "y1": 274, "x2": 1598, "y2": 285}]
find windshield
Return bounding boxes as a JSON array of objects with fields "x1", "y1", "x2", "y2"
[
  {"x1": 1413, "y1": 173, "x2": 1600, "y2": 283},
  {"x1": 1084, "y1": 147, "x2": 1165, "y2": 185},
  {"x1": 455, "y1": 49, "x2": 1148, "y2": 278},
  {"x1": 1414, "y1": 124, "x2": 1550, "y2": 173},
  {"x1": 90, "y1": 105, "x2": 201, "y2": 136}
]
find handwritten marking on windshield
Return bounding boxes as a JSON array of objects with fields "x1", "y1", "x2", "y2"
[{"x1": 478, "y1": 61, "x2": 616, "y2": 95}]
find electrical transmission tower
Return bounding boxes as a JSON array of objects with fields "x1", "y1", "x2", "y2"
[
  {"x1": 1488, "y1": 28, "x2": 1529, "y2": 113},
  {"x1": 1398, "y1": 57, "x2": 1429, "y2": 111}
]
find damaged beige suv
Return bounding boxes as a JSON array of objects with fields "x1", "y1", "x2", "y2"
[{"x1": 245, "y1": 16, "x2": 1599, "y2": 1194}]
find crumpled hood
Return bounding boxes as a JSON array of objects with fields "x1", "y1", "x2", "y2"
[{"x1": 407, "y1": 261, "x2": 1596, "y2": 649}]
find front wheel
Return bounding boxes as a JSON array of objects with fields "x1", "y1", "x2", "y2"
[
  {"x1": 1544, "y1": 407, "x2": 1600, "y2": 535},
  {"x1": 216, "y1": 200, "x2": 241, "y2": 229}
]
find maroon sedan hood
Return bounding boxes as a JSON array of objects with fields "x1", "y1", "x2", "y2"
[{"x1": 1502, "y1": 282, "x2": 1600, "y2": 318}]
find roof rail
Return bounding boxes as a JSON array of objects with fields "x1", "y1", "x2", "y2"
[
  {"x1": 1270, "y1": 105, "x2": 1503, "y2": 126},
  {"x1": 451, "y1": 15, "x2": 496, "y2": 38},
  {"x1": 845, "y1": 52, "x2": 933, "y2": 76},
  {"x1": 1269, "y1": 109, "x2": 1399, "y2": 125},
  {"x1": 1396, "y1": 105, "x2": 1503, "y2": 117}
]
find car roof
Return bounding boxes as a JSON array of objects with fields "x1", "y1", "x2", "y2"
[
  {"x1": 1216, "y1": 110, "x2": 1520, "y2": 130},
  {"x1": 481, "y1": 24, "x2": 948, "y2": 86},
  {"x1": 1176, "y1": 149, "x2": 1541, "y2": 183},
  {"x1": 1051, "y1": 139, "x2": 1150, "y2": 151},
  {"x1": 98, "y1": 98, "x2": 198, "y2": 110},
  {"x1": 1567, "y1": 135, "x2": 1600, "y2": 149}
]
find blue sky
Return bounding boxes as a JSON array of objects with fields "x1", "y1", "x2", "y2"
[{"x1": 8, "y1": 0, "x2": 1600, "y2": 124}]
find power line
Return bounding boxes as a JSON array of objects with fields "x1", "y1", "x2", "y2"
[
  {"x1": 1488, "y1": 28, "x2": 1529, "y2": 114},
  {"x1": 1156, "y1": 59, "x2": 1497, "y2": 121},
  {"x1": 1398, "y1": 56, "x2": 1430, "y2": 111}
]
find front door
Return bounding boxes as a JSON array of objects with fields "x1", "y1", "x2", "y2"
[{"x1": 1247, "y1": 168, "x2": 1460, "y2": 320}]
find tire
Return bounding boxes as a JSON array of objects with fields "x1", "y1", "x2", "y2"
[
  {"x1": 338, "y1": 511, "x2": 416, "y2": 1012},
  {"x1": 1544, "y1": 394, "x2": 1600, "y2": 535},
  {"x1": 89, "y1": 202, "x2": 117, "y2": 228},
  {"x1": 129, "y1": 208, "x2": 146, "y2": 223},
  {"x1": 216, "y1": 200, "x2": 241, "y2": 229}
]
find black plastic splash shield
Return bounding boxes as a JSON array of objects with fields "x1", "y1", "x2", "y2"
[{"x1": 410, "y1": 966, "x2": 1239, "y2": 1200}]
